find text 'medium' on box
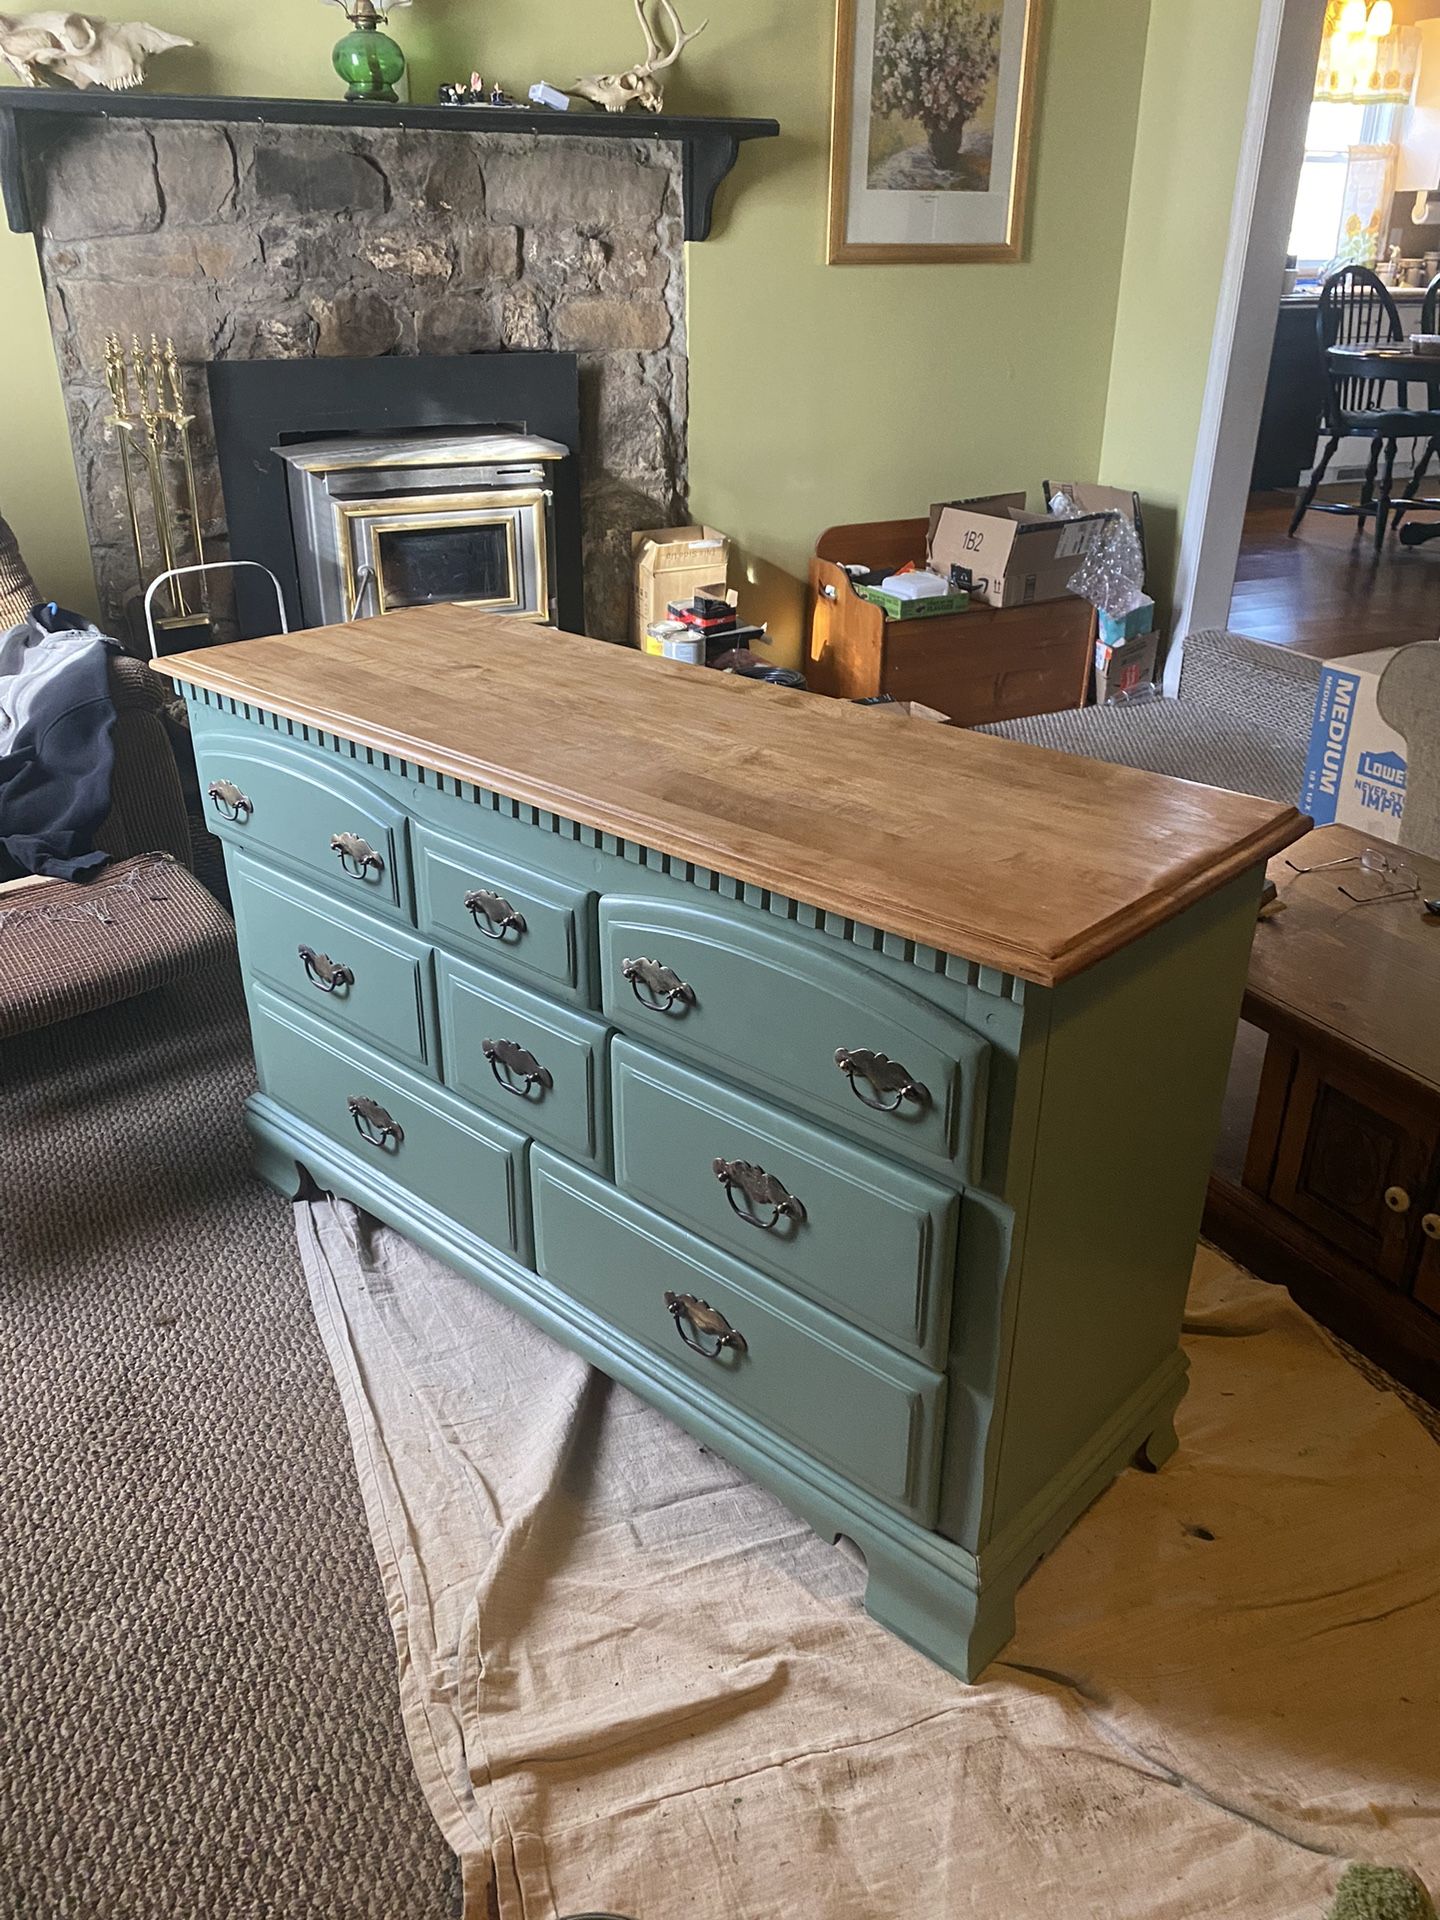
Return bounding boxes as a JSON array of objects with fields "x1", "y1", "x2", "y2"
[{"x1": 1300, "y1": 649, "x2": 1408, "y2": 840}]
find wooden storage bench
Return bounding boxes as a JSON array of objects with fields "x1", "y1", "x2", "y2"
[{"x1": 805, "y1": 518, "x2": 1095, "y2": 725}]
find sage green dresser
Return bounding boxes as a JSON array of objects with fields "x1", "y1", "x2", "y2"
[{"x1": 165, "y1": 610, "x2": 1305, "y2": 1680}]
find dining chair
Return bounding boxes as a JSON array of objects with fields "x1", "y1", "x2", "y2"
[
  {"x1": 1392, "y1": 271, "x2": 1440, "y2": 544},
  {"x1": 1289, "y1": 265, "x2": 1440, "y2": 554}
]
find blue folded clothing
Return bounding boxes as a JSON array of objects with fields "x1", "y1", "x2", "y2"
[{"x1": 0, "y1": 604, "x2": 120, "y2": 882}]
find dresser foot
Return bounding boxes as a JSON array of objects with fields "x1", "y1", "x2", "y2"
[
  {"x1": 1134, "y1": 1408, "x2": 1180, "y2": 1473},
  {"x1": 860, "y1": 1545, "x2": 1016, "y2": 1684},
  {"x1": 248, "y1": 1125, "x2": 307, "y2": 1200}
]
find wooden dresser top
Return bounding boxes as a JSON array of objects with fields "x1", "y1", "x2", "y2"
[{"x1": 161, "y1": 610, "x2": 1307, "y2": 986}]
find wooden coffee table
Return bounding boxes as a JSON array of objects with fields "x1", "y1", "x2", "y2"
[{"x1": 1206, "y1": 823, "x2": 1440, "y2": 1403}]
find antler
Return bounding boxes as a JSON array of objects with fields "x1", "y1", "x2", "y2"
[
  {"x1": 641, "y1": 0, "x2": 708, "y2": 73},
  {"x1": 633, "y1": 0, "x2": 663, "y2": 65}
]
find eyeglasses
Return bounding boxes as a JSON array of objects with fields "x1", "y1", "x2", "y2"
[{"x1": 1285, "y1": 845, "x2": 1420, "y2": 905}]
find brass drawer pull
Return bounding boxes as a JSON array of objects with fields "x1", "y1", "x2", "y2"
[
  {"x1": 1424, "y1": 1213, "x2": 1440, "y2": 1242},
  {"x1": 298, "y1": 944, "x2": 354, "y2": 995},
  {"x1": 331, "y1": 831, "x2": 385, "y2": 879},
  {"x1": 348, "y1": 1095, "x2": 403, "y2": 1149},
  {"x1": 664, "y1": 1290, "x2": 747, "y2": 1359},
  {"x1": 207, "y1": 778, "x2": 252, "y2": 822},
  {"x1": 713, "y1": 1157, "x2": 806, "y2": 1232},
  {"x1": 835, "y1": 1047, "x2": 930, "y2": 1114},
  {"x1": 482, "y1": 1036, "x2": 553, "y2": 1098},
  {"x1": 465, "y1": 887, "x2": 527, "y2": 940},
  {"x1": 622, "y1": 955, "x2": 694, "y2": 1012},
  {"x1": 1385, "y1": 1186, "x2": 1413, "y2": 1215}
]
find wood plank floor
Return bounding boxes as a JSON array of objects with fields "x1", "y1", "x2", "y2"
[{"x1": 1229, "y1": 490, "x2": 1440, "y2": 661}]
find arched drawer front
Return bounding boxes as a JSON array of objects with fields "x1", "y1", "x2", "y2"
[
  {"x1": 598, "y1": 897, "x2": 988, "y2": 1180},
  {"x1": 191, "y1": 731, "x2": 411, "y2": 920}
]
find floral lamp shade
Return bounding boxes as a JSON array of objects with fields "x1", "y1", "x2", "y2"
[{"x1": 1316, "y1": 0, "x2": 1420, "y2": 104}]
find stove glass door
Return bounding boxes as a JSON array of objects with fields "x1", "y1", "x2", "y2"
[{"x1": 339, "y1": 488, "x2": 550, "y2": 621}]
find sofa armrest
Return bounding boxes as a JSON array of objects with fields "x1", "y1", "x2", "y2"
[{"x1": 93, "y1": 657, "x2": 194, "y2": 869}]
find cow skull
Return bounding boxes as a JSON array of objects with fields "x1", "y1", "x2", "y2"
[
  {"x1": 0, "y1": 11, "x2": 192, "y2": 89},
  {"x1": 571, "y1": 0, "x2": 708, "y2": 115}
]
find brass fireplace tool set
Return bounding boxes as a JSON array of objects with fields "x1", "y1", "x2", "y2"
[{"x1": 103, "y1": 332, "x2": 214, "y2": 645}]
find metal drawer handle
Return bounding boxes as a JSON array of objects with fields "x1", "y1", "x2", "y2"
[
  {"x1": 622, "y1": 955, "x2": 694, "y2": 1012},
  {"x1": 298, "y1": 944, "x2": 354, "y2": 995},
  {"x1": 331, "y1": 831, "x2": 385, "y2": 879},
  {"x1": 834, "y1": 1047, "x2": 930, "y2": 1114},
  {"x1": 664, "y1": 1290, "x2": 747, "y2": 1359},
  {"x1": 1385, "y1": 1185, "x2": 1413, "y2": 1215},
  {"x1": 1423, "y1": 1213, "x2": 1440, "y2": 1242},
  {"x1": 713, "y1": 1157, "x2": 806, "y2": 1232},
  {"x1": 481, "y1": 1036, "x2": 553, "y2": 1098},
  {"x1": 207, "y1": 778, "x2": 252, "y2": 822},
  {"x1": 465, "y1": 887, "x2": 527, "y2": 940},
  {"x1": 348, "y1": 1095, "x2": 403, "y2": 1149}
]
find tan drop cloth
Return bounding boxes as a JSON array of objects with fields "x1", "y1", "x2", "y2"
[{"x1": 295, "y1": 1199, "x2": 1440, "y2": 1920}]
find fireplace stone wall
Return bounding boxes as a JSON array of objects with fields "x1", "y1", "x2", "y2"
[{"x1": 23, "y1": 118, "x2": 689, "y2": 642}]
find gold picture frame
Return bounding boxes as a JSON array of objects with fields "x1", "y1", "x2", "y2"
[{"x1": 828, "y1": 0, "x2": 1042, "y2": 265}]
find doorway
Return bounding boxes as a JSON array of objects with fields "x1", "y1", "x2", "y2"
[{"x1": 1176, "y1": 0, "x2": 1440, "y2": 678}]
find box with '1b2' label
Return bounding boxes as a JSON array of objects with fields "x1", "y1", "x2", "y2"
[{"x1": 1299, "y1": 648, "x2": 1408, "y2": 841}]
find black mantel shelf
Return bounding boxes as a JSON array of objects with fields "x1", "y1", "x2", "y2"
[{"x1": 0, "y1": 88, "x2": 779, "y2": 242}]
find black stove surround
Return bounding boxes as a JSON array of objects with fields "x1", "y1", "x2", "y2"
[{"x1": 210, "y1": 353, "x2": 584, "y2": 637}]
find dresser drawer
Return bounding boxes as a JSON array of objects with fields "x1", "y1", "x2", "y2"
[
  {"x1": 250, "y1": 987, "x2": 531, "y2": 1261},
  {"x1": 598, "y1": 898, "x2": 988, "y2": 1177},
  {"x1": 231, "y1": 856, "x2": 437, "y2": 1075},
  {"x1": 611, "y1": 1042, "x2": 958, "y2": 1367},
  {"x1": 414, "y1": 823, "x2": 595, "y2": 1003},
  {"x1": 438, "y1": 953, "x2": 611, "y2": 1170},
  {"x1": 193, "y1": 731, "x2": 411, "y2": 921},
  {"x1": 531, "y1": 1150, "x2": 945, "y2": 1523}
]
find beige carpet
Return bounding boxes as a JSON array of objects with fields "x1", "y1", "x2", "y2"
[
  {"x1": 0, "y1": 966, "x2": 454, "y2": 1918},
  {"x1": 299, "y1": 1199, "x2": 1440, "y2": 1920}
]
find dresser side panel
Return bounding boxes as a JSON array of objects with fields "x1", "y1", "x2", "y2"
[{"x1": 981, "y1": 870, "x2": 1264, "y2": 1542}]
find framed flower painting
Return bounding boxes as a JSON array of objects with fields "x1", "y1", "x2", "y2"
[{"x1": 828, "y1": 0, "x2": 1042, "y2": 263}]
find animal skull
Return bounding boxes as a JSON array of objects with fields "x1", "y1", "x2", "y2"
[
  {"x1": 0, "y1": 11, "x2": 192, "y2": 90},
  {"x1": 571, "y1": 0, "x2": 708, "y2": 115}
]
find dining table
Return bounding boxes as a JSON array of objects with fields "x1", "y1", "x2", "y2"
[{"x1": 1326, "y1": 343, "x2": 1440, "y2": 547}]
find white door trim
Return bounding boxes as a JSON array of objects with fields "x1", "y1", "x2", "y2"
[{"x1": 1166, "y1": 0, "x2": 1329, "y2": 693}]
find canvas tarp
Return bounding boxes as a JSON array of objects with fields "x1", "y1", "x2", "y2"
[{"x1": 295, "y1": 1199, "x2": 1440, "y2": 1920}]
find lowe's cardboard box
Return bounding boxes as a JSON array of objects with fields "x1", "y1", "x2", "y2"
[
  {"x1": 928, "y1": 493, "x2": 1111, "y2": 609},
  {"x1": 1299, "y1": 648, "x2": 1408, "y2": 840}
]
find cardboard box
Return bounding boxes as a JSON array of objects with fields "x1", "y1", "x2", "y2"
[
  {"x1": 928, "y1": 496, "x2": 1111, "y2": 609},
  {"x1": 631, "y1": 526, "x2": 731, "y2": 651},
  {"x1": 1093, "y1": 629, "x2": 1160, "y2": 703},
  {"x1": 1043, "y1": 481, "x2": 1148, "y2": 578},
  {"x1": 1300, "y1": 648, "x2": 1408, "y2": 840}
]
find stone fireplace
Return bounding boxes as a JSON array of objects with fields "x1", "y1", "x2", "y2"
[{"x1": 20, "y1": 114, "x2": 694, "y2": 644}]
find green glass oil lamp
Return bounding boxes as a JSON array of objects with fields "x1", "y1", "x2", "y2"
[{"x1": 325, "y1": 0, "x2": 411, "y2": 105}]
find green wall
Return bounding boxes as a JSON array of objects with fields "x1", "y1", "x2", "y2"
[
  {"x1": 0, "y1": 0, "x2": 1258, "y2": 656},
  {"x1": 1100, "y1": 0, "x2": 1267, "y2": 606}
]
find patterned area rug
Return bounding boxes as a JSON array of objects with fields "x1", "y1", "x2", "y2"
[
  {"x1": 978, "y1": 629, "x2": 1322, "y2": 804},
  {"x1": 0, "y1": 964, "x2": 454, "y2": 1918}
]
